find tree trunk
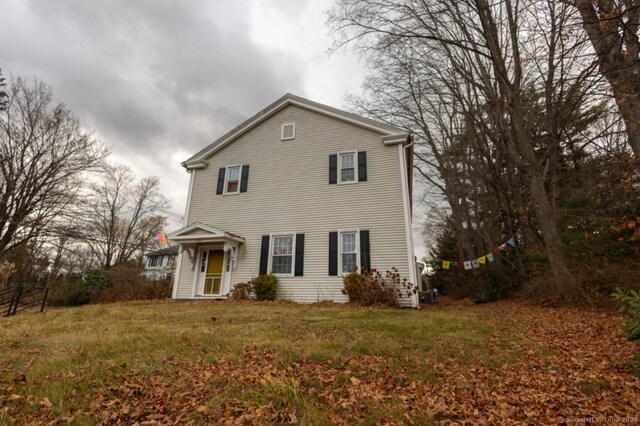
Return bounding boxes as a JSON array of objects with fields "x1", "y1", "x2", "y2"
[
  {"x1": 613, "y1": 89, "x2": 640, "y2": 163},
  {"x1": 477, "y1": 0, "x2": 574, "y2": 286},
  {"x1": 571, "y1": 0, "x2": 640, "y2": 163}
]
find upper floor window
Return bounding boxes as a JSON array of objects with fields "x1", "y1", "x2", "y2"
[
  {"x1": 225, "y1": 165, "x2": 241, "y2": 194},
  {"x1": 329, "y1": 151, "x2": 367, "y2": 185},
  {"x1": 339, "y1": 152, "x2": 357, "y2": 183},
  {"x1": 281, "y1": 123, "x2": 295, "y2": 140},
  {"x1": 270, "y1": 235, "x2": 294, "y2": 275},
  {"x1": 217, "y1": 165, "x2": 249, "y2": 195}
]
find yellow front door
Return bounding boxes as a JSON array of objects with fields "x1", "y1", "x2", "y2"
[{"x1": 204, "y1": 250, "x2": 224, "y2": 295}]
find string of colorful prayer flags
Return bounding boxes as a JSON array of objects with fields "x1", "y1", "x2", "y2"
[{"x1": 441, "y1": 237, "x2": 516, "y2": 270}]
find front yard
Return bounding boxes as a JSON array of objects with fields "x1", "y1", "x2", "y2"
[{"x1": 0, "y1": 300, "x2": 638, "y2": 424}]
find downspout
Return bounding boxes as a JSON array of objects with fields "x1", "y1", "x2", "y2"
[
  {"x1": 398, "y1": 135, "x2": 419, "y2": 307},
  {"x1": 404, "y1": 135, "x2": 415, "y2": 209}
]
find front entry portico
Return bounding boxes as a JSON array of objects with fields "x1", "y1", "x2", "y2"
[{"x1": 168, "y1": 223, "x2": 245, "y2": 298}]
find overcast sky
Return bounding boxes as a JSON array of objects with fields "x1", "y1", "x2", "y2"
[{"x1": 1, "y1": 0, "x2": 427, "y2": 259}]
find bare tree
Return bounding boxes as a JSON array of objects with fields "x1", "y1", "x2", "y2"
[
  {"x1": 0, "y1": 69, "x2": 7, "y2": 111},
  {"x1": 0, "y1": 77, "x2": 107, "y2": 259},
  {"x1": 564, "y1": 0, "x2": 640, "y2": 162},
  {"x1": 330, "y1": 0, "x2": 609, "y2": 292},
  {"x1": 83, "y1": 164, "x2": 168, "y2": 269}
]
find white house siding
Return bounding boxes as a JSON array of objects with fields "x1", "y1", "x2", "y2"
[
  {"x1": 175, "y1": 105, "x2": 414, "y2": 306},
  {"x1": 175, "y1": 248, "x2": 195, "y2": 299}
]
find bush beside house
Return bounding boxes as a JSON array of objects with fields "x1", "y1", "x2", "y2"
[
  {"x1": 250, "y1": 274, "x2": 278, "y2": 301},
  {"x1": 342, "y1": 268, "x2": 417, "y2": 307},
  {"x1": 49, "y1": 263, "x2": 172, "y2": 306}
]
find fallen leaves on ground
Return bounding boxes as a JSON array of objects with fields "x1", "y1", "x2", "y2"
[{"x1": 1, "y1": 302, "x2": 638, "y2": 425}]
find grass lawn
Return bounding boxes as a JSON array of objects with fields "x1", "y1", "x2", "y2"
[{"x1": 0, "y1": 300, "x2": 638, "y2": 425}]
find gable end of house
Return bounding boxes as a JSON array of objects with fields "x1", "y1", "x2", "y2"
[{"x1": 181, "y1": 93, "x2": 411, "y2": 170}]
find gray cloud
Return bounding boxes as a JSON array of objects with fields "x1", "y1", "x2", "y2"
[
  {"x1": 0, "y1": 0, "x2": 429, "y2": 256},
  {"x1": 1, "y1": 0, "x2": 305, "y2": 218}
]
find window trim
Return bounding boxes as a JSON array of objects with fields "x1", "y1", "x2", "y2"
[
  {"x1": 338, "y1": 230, "x2": 360, "y2": 275},
  {"x1": 268, "y1": 233, "x2": 296, "y2": 277},
  {"x1": 223, "y1": 164, "x2": 243, "y2": 195},
  {"x1": 281, "y1": 122, "x2": 296, "y2": 140},
  {"x1": 337, "y1": 151, "x2": 358, "y2": 185}
]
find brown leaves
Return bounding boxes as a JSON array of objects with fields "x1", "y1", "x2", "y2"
[
  {"x1": 1, "y1": 302, "x2": 638, "y2": 424},
  {"x1": 39, "y1": 396, "x2": 52, "y2": 409}
]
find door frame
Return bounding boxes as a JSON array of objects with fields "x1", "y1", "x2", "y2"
[{"x1": 193, "y1": 246, "x2": 230, "y2": 297}]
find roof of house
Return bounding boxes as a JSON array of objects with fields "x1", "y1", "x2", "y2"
[
  {"x1": 167, "y1": 222, "x2": 245, "y2": 245},
  {"x1": 182, "y1": 93, "x2": 408, "y2": 169},
  {"x1": 145, "y1": 245, "x2": 180, "y2": 257}
]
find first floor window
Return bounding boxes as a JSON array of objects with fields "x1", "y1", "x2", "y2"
[
  {"x1": 340, "y1": 231, "x2": 358, "y2": 274},
  {"x1": 339, "y1": 152, "x2": 356, "y2": 183},
  {"x1": 271, "y1": 235, "x2": 294, "y2": 275},
  {"x1": 225, "y1": 165, "x2": 241, "y2": 193},
  {"x1": 148, "y1": 255, "x2": 160, "y2": 267}
]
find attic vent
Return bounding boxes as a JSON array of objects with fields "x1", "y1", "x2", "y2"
[{"x1": 281, "y1": 123, "x2": 295, "y2": 140}]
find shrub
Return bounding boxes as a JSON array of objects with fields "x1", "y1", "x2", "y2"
[
  {"x1": 342, "y1": 268, "x2": 417, "y2": 308},
  {"x1": 51, "y1": 264, "x2": 172, "y2": 305},
  {"x1": 250, "y1": 274, "x2": 278, "y2": 301},
  {"x1": 63, "y1": 288, "x2": 92, "y2": 306},
  {"x1": 612, "y1": 288, "x2": 640, "y2": 376},
  {"x1": 229, "y1": 282, "x2": 252, "y2": 301},
  {"x1": 49, "y1": 269, "x2": 112, "y2": 306},
  {"x1": 93, "y1": 264, "x2": 172, "y2": 303},
  {"x1": 342, "y1": 272, "x2": 366, "y2": 302},
  {"x1": 83, "y1": 269, "x2": 112, "y2": 292},
  {"x1": 93, "y1": 278, "x2": 172, "y2": 304}
]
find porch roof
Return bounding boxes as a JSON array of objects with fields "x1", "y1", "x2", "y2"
[{"x1": 167, "y1": 222, "x2": 245, "y2": 245}]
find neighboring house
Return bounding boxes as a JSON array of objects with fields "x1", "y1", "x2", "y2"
[
  {"x1": 169, "y1": 93, "x2": 419, "y2": 307},
  {"x1": 142, "y1": 246, "x2": 179, "y2": 280}
]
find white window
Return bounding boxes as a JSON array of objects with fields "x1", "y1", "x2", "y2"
[
  {"x1": 281, "y1": 123, "x2": 295, "y2": 140},
  {"x1": 339, "y1": 152, "x2": 357, "y2": 184},
  {"x1": 340, "y1": 231, "x2": 359, "y2": 274},
  {"x1": 148, "y1": 255, "x2": 160, "y2": 267},
  {"x1": 224, "y1": 165, "x2": 241, "y2": 194},
  {"x1": 270, "y1": 235, "x2": 295, "y2": 276}
]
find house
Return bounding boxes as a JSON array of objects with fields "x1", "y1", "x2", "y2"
[
  {"x1": 169, "y1": 94, "x2": 419, "y2": 307},
  {"x1": 142, "y1": 245, "x2": 179, "y2": 280}
]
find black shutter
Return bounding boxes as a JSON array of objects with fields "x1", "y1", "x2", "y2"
[
  {"x1": 216, "y1": 168, "x2": 226, "y2": 195},
  {"x1": 294, "y1": 234, "x2": 305, "y2": 276},
  {"x1": 360, "y1": 230, "x2": 370, "y2": 272},
  {"x1": 259, "y1": 235, "x2": 270, "y2": 275},
  {"x1": 240, "y1": 165, "x2": 250, "y2": 193},
  {"x1": 358, "y1": 151, "x2": 367, "y2": 182},
  {"x1": 329, "y1": 154, "x2": 337, "y2": 184},
  {"x1": 328, "y1": 231, "x2": 338, "y2": 276}
]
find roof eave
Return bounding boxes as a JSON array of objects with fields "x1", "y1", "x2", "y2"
[
  {"x1": 381, "y1": 133, "x2": 412, "y2": 146},
  {"x1": 182, "y1": 159, "x2": 208, "y2": 170}
]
